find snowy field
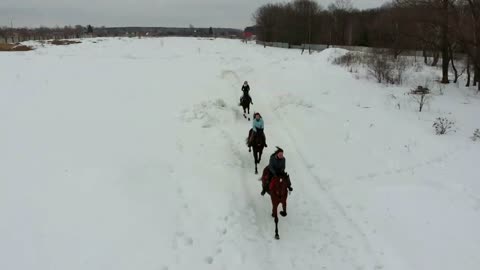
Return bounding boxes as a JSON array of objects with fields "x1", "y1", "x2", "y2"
[{"x1": 1, "y1": 37, "x2": 480, "y2": 270}]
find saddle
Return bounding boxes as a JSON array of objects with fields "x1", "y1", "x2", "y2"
[
  {"x1": 248, "y1": 128, "x2": 266, "y2": 147},
  {"x1": 241, "y1": 94, "x2": 251, "y2": 104}
]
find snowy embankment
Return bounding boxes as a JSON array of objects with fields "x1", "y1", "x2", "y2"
[{"x1": 1, "y1": 37, "x2": 479, "y2": 270}]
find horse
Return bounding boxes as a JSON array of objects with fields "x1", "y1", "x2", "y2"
[
  {"x1": 240, "y1": 95, "x2": 252, "y2": 120},
  {"x1": 261, "y1": 167, "x2": 291, "y2": 240},
  {"x1": 246, "y1": 129, "x2": 266, "y2": 174}
]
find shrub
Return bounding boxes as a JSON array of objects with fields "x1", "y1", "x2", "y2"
[
  {"x1": 433, "y1": 117, "x2": 455, "y2": 135},
  {"x1": 333, "y1": 52, "x2": 362, "y2": 67},
  {"x1": 366, "y1": 53, "x2": 407, "y2": 85},
  {"x1": 409, "y1": 86, "x2": 431, "y2": 112},
  {"x1": 472, "y1": 129, "x2": 480, "y2": 141}
]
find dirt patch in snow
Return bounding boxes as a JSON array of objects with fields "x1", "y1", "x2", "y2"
[
  {"x1": 49, "y1": 40, "x2": 82, "y2": 46},
  {"x1": 0, "y1": 43, "x2": 34, "y2": 51}
]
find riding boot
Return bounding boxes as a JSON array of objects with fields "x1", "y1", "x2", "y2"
[
  {"x1": 249, "y1": 133, "x2": 255, "y2": 146},
  {"x1": 261, "y1": 180, "x2": 270, "y2": 196},
  {"x1": 261, "y1": 185, "x2": 267, "y2": 196}
]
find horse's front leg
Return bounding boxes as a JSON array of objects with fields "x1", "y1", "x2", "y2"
[
  {"x1": 253, "y1": 150, "x2": 258, "y2": 174},
  {"x1": 274, "y1": 216, "x2": 280, "y2": 240},
  {"x1": 271, "y1": 198, "x2": 280, "y2": 240},
  {"x1": 280, "y1": 198, "x2": 287, "y2": 217},
  {"x1": 271, "y1": 197, "x2": 279, "y2": 217}
]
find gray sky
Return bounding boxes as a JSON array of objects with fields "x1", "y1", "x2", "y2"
[{"x1": 0, "y1": 0, "x2": 387, "y2": 29}]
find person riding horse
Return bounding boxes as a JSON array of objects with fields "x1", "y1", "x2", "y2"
[
  {"x1": 262, "y1": 147, "x2": 292, "y2": 196},
  {"x1": 248, "y1": 113, "x2": 267, "y2": 148},
  {"x1": 239, "y1": 81, "x2": 253, "y2": 106}
]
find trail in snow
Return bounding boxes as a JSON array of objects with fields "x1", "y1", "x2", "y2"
[
  {"x1": 216, "y1": 55, "x2": 379, "y2": 269},
  {"x1": 245, "y1": 66, "x2": 379, "y2": 269}
]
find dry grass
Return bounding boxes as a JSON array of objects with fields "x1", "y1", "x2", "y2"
[
  {"x1": 0, "y1": 43, "x2": 34, "y2": 51},
  {"x1": 50, "y1": 40, "x2": 81, "y2": 46}
]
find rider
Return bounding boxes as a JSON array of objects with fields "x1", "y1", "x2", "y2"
[
  {"x1": 248, "y1": 112, "x2": 267, "y2": 147},
  {"x1": 240, "y1": 81, "x2": 253, "y2": 105},
  {"x1": 261, "y1": 147, "x2": 292, "y2": 196}
]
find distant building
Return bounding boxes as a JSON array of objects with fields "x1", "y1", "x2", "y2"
[{"x1": 243, "y1": 26, "x2": 257, "y2": 40}]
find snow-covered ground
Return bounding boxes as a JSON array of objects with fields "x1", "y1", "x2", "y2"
[{"x1": 1, "y1": 37, "x2": 479, "y2": 270}]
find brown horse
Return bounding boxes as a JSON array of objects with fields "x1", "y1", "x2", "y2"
[
  {"x1": 240, "y1": 95, "x2": 252, "y2": 120},
  {"x1": 261, "y1": 167, "x2": 291, "y2": 240},
  {"x1": 247, "y1": 129, "x2": 266, "y2": 174}
]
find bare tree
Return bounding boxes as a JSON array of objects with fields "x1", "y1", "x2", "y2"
[
  {"x1": 253, "y1": 3, "x2": 285, "y2": 44},
  {"x1": 454, "y1": 0, "x2": 480, "y2": 91},
  {"x1": 291, "y1": 0, "x2": 322, "y2": 53},
  {"x1": 328, "y1": 0, "x2": 354, "y2": 45},
  {"x1": 410, "y1": 86, "x2": 432, "y2": 112},
  {"x1": 395, "y1": 0, "x2": 456, "y2": 84}
]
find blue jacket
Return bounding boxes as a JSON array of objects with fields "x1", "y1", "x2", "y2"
[{"x1": 252, "y1": 118, "x2": 264, "y2": 132}]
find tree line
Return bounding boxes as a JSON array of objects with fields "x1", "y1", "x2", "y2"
[
  {"x1": 253, "y1": 0, "x2": 480, "y2": 88},
  {"x1": 0, "y1": 25, "x2": 94, "y2": 43}
]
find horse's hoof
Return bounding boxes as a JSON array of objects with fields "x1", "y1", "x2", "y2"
[
  {"x1": 280, "y1": 211, "x2": 287, "y2": 217},
  {"x1": 248, "y1": 149, "x2": 251, "y2": 152},
  {"x1": 275, "y1": 235, "x2": 280, "y2": 240}
]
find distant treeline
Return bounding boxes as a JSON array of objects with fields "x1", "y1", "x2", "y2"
[
  {"x1": 0, "y1": 25, "x2": 94, "y2": 43},
  {"x1": 253, "y1": 0, "x2": 480, "y2": 87},
  {"x1": 0, "y1": 25, "x2": 242, "y2": 43}
]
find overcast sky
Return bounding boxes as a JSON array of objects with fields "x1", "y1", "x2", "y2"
[{"x1": 0, "y1": 0, "x2": 387, "y2": 29}]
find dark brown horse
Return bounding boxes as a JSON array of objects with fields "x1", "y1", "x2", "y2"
[
  {"x1": 240, "y1": 95, "x2": 252, "y2": 120},
  {"x1": 261, "y1": 167, "x2": 291, "y2": 240},
  {"x1": 247, "y1": 129, "x2": 266, "y2": 174}
]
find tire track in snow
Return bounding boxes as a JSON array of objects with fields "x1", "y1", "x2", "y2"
[{"x1": 351, "y1": 143, "x2": 469, "y2": 184}]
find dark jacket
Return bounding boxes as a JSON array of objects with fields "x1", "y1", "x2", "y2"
[
  {"x1": 242, "y1": 85, "x2": 250, "y2": 95},
  {"x1": 268, "y1": 153, "x2": 285, "y2": 177}
]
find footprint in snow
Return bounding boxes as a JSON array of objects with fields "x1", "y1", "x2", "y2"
[
  {"x1": 184, "y1": 237, "x2": 194, "y2": 246},
  {"x1": 205, "y1": 256, "x2": 214, "y2": 264}
]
